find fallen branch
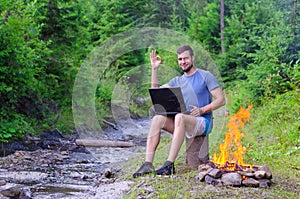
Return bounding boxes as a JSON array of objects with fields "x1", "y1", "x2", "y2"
[
  {"x1": 102, "y1": 119, "x2": 118, "y2": 130},
  {"x1": 75, "y1": 139, "x2": 135, "y2": 148}
]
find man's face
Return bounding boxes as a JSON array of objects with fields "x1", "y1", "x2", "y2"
[{"x1": 177, "y1": 50, "x2": 194, "y2": 73}]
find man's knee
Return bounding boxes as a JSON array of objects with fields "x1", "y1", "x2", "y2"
[
  {"x1": 152, "y1": 114, "x2": 166, "y2": 123},
  {"x1": 174, "y1": 113, "x2": 185, "y2": 126}
]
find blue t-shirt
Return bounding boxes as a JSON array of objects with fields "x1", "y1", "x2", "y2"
[{"x1": 167, "y1": 69, "x2": 219, "y2": 121}]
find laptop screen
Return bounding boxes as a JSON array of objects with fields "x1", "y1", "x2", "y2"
[{"x1": 148, "y1": 87, "x2": 186, "y2": 115}]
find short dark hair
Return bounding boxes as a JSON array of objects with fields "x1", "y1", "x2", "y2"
[{"x1": 177, "y1": 45, "x2": 194, "y2": 56}]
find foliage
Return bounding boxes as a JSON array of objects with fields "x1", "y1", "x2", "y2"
[
  {"x1": 36, "y1": 0, "x2": 92, "y2": 105},
  {"x1": 0, "y1": 0, "x2": 51, "y2": 139},
  {"x1": 0, "y1": 0, "x2": 299, "y2": 143},
  {"x1": 0, "y1": 113, "x2": 32, "y2": 142},
  {"x1": 145, "y1": 0, "x2": 189, "y2": 31},
  {"x1": 187, "y1": 1, "x2": 220, "y2": 53},
  {"x1": 0, "y1": 0, "x2": 91, "y2": 140},
  {"x1": 215, "y1": 0, "x2": 299, "y2": 110},
  {"x1": 243, "y1": 90, "x2": 300, "y2": 175},
  {"x1": 0, "y1": 0, "x2": 299, "y2": 197}
]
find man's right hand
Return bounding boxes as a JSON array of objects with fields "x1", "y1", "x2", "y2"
[{"x1": 150, "y1": 50, "x2": 162, "y2": 70}]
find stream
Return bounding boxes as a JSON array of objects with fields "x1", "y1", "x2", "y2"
[{"x1": 0, "y1": 118, "x2": 151, "y2": 199}]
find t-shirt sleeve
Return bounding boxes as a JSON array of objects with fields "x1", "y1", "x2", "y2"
[
  {"x1": 168, "y1": 77, "x2": 179, "y2": 87},
  {"x1": 204, "y1": 71, "x2": 220, "y2": 91}
]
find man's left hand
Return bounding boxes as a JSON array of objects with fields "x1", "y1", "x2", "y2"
[{"x1": 189, "y1": 105, "x2": 203, "y2": 117}]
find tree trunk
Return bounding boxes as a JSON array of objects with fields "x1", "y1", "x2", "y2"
[
  {"x1": 293, "y1": 0, "x2": 297, "y2": 36},
  {"x1": 220, "y1": 0, "x2": 225, "y2": 55}
]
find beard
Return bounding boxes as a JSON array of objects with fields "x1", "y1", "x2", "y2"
[{"x1": 182, "y1": 64, "x2": 193, "y2": 73}]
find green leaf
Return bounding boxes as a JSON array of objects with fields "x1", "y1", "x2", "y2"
[{"x1": 8, "y1": 128, "x2": 16, "y2": 133}]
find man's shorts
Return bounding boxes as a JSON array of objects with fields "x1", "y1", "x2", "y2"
[{"x1": 185, "y1": 117, "x2": 211, "y2": 138}]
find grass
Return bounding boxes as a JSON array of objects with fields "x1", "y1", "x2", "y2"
[{"x1": 120, "y1": 90, "x2": 300, "y2": 199}]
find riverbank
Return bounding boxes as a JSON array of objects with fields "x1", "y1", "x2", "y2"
[{"x1": 0, "y1": 118, "x2": 151, "y2": 198}]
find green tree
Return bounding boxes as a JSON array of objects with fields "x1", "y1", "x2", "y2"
[
  {"x1": 0, "y1": 0, "x2": 52, "y2": 140},
  {"x1": 36, "y1": 0, "x2": 92, "y2": 104},
  {"x1": 219, "y1": 0, "x2": 299, "y2": 110},
  {"x1": 145, "y1": 0, "x2": 189, "y2": 31},
  {"x1": 187, "y1": 1, "x2": 220, "y2": 53}
]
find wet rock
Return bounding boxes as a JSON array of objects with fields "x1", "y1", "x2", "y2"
[
  {"x1": 0, "y1": 133, "x2": 42, "y2": 157},
  {"x1": 103, "y1": 168, "x2": 112, "y2": 178},
  {"x1": 20, "y1": 187, "x2": 32, "y2": 199},
  {"x1": 60, "y1": 151, "x2": 68, "y2": 156},
  {"x1": 70, "y1": 172, "x2": 83, "y2": 179},
  {"x1": 39, "y1": 129, "x2": 64, "y2": 150},
  {"x1": 0, "y1": 180, "x2": 6, "y2": 186},
  {"x1": 0, "y1": 171, "x2": 48, "y2": 184},
  {"x1": 69, "y1": 152, "x2": 96, "y2": 163},
  {"x1": 23, "y1": 155, "x2": 32, "y2": 160},
  {"x1": 221, "y1": 173, "x2": 242, "y2": 186},
  {"x1": 0, "y1": 186, "x2": 31, "y2": 198},
  {"x1": 0, "y1": 129, "x2": 78, "y2": 157}
]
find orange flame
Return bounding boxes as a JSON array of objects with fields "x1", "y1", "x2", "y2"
[{"x1": 212, "y1": 105, "x2": 253, "y2": 171}]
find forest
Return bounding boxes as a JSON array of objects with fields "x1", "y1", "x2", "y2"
[
  {"x1": 1, "y1": 0, "x2": 299, "y2": 198},
  {"x1": 0, "y1": 0, "x2": 299, "y2": 145}
]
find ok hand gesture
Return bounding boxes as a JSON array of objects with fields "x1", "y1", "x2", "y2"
[{"x1": 150, "y1": 50, "x2": 162, "y2": 70}]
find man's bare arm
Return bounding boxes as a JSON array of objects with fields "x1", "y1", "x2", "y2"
[
  {"x1": 150, "y1": 50, "x2": 163, "y2": 88},
  {"x1": 201, "y1": 87, "x2": 226, "y2": 114}
]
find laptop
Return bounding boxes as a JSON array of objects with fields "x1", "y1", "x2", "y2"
[{"x1": 148, "y1": 87, "x2": 188, "y2": 115}]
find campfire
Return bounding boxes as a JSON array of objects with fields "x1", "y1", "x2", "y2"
[{"x1": 197, "y1": 105, "x2": 273, "y2": 188}]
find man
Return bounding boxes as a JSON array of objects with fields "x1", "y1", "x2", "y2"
[{"x1": 133, "y1": 45, "x2": 225, "y2": 178}]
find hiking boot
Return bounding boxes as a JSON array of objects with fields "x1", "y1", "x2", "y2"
[
  {"x1": 155, "y1": 161, "x2": 175, "y2": 176},
  {"x1": 133, "y1": 162, "x2": 155, "y2": 178}
]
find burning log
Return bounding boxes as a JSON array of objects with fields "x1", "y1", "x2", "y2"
[
  {"x1": 197, "y1": 162, "x2": 273, "y2": 188},
  {"x1": 196, "y1": 105, "x2": 273, "y2": 188}
]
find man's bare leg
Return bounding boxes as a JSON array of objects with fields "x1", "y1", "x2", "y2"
[
  {"x1": 167, "y1": 114, "x2": 197, "y2": 162},
  {"x1": 145, "y1": 115, "x2": 174, "y2": 162},
  {"x1": 133, "y1": 115, "x2": 174, "y2": 178},
  {"x1": 154, "y1": 114, "x2": 197, "y2": 175}
]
